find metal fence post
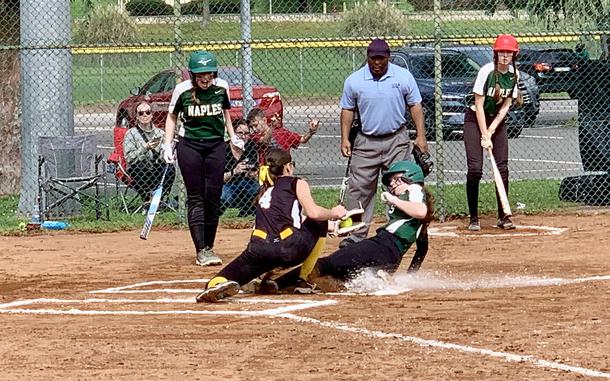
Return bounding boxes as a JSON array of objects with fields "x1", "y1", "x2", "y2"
[
  {"x1": 433, "y1": 0, "x2": 445, "y2": 222},
  {"x1": 241, "y1": 0, "x2": 255, "y2": 116},
  {"x1": 172, "y1": 0, "x2": 187, "y2": 224},
  {"x1": 299, "y1": 47, "x2": 304, "y2": 95},
  {"x1": 99, "y1": 54, "x2": 104, "y2": 102},
  {"x1": 18, "y1": 0, "x2": 74, "y2": 215}
]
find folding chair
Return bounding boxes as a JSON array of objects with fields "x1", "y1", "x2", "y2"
[
  {"x1": 107, "y1": 147, "x2": 140, "y2": 214},
  {"x1": 38, "y1": 134, "x2": 110, "y2": 220},
  {"x1": 107, "y1": 127, "x2": 176, "y2": 215}
]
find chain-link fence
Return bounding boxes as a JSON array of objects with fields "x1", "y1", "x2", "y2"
[{"x1": 2, "y1": 0, "x2": 609, "y2": 222}]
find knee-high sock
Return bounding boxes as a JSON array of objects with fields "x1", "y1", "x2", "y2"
[
  {"x1": 466, "y1": 179, "x2": 480, "y2": 220},
  {"x1": 189, "y1": 224, "x2": 206, "y2": 253},
  {"x1": 299, "y1": 237, "x2": 326, "y2": 280}
]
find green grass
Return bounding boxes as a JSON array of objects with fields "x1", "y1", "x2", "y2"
[
  {"x1": 72, "y1": 47, "x2": 356, "y2": 104},
  {"x1": 0, "y1": 178, "x2": 572, "y2": 235},
  {"x1": 71, "y1": 17, "x2": 554, "y2": 105}
]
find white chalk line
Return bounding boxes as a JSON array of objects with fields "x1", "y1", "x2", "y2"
[
  {"x1": 87, "y1": 273, "x2": 610, "y2": 299},
  {"x1": 3, "y1": 276, "x2": 610, "y2": 378},
  {"x1": 429, "y1": 224, "x2": 567, "y2": 238},
  {"x1": 90, "y1": 279, "x2": 208, "y2": 294},
  {"x1": 0, "y1": 297, "x2": 336, "y2": 317},
  {"x1": 278, "y1": 313, "x2": 610, "y2": 379}
]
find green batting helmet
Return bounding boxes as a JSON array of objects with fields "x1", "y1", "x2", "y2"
[
  {"x1": 382, "y1": 160, "x2": 425, "y2": 186},
  {"x1": 188, "y1": 51, "x2": 218, "y2": 73}
]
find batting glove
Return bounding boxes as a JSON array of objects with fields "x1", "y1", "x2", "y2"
[
  {"x1": 381, "y1": 191, "x2": 398, "y2": 206},
  {"x1": 162, "y1": 143, "x2": 175, "y2": 164}
]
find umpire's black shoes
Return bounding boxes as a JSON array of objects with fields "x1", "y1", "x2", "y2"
[{"x1": 196, "y1": 281, "x2": 240, "y2": 303}]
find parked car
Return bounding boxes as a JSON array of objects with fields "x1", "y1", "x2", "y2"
[
  {"x1": 113, "y1": 66, "x2": 283, "y2": 130},
  {"x1": 515, "y1": 47, "x2": 585, "y2": 97},
  {"x1": 446, "y1": 44, "x2": 540, "y2": 129},
  {"x1": 107, "y1": 67, "x2": 283, "y2": 185},
  {"x1": 389, "y1": 47, "x2": 538, "y2": 139}
]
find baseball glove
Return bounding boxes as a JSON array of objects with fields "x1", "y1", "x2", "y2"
[
  {"x1": 412, "y1": 145, "x2": 433, "y2": 177},
  {"x1": 329, "y1": 207, "x2": 366, "y2": 237}
]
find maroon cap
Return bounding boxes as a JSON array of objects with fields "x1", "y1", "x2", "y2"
[{"x1": 367, "y1": 38, "x2": 390, "y2": 58}]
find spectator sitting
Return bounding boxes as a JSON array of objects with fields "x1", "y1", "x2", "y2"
[
  {"x1": 221, "y1": 118, "x2": 260, "y2": 217},
  {"x1": 248, "y1": 107, "x2": 319, "y2": 157},
  {"x1": 123, "y1": 101, "x2": 176, "y2": 206}
]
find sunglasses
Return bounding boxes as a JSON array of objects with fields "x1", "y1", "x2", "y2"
[{"x1": 138, "y1": 110, "x2": 152, "y2": 116}]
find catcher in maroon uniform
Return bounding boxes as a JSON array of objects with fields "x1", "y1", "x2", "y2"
[{"x1": 196, "y1": 148, "x2": 349, "y2": 303}]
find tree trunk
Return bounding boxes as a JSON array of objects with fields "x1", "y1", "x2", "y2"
[
  {"x1": 201, "y1": 0, "x2": 210, "y2": 27},
  {"x1": 0, "y1": 0, "x2": 20, "y2": 196}
]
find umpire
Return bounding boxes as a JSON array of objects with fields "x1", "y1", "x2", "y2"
[{"x1": 339, "y1": 38, "x2": 429, "y2": 247}]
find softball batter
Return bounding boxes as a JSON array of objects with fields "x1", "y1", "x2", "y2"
[
  {"x1": 196, "y1": 148, "x2": 347, "y2": 302},
  {"x1": 465, "y1": 34, "x2": 521, "y2": 231},
  {"x1": 274, "y1": 160, "x2": 434, "y2": 291},
  {"x1": 162, "y1": 51, "x2": 237, "y2": 267}
]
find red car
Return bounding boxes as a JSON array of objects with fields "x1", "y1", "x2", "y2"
[{"x1": 108, "y1": 67, "x2": 283, "y2": 187}]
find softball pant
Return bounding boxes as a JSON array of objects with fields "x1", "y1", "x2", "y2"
[
  {"x1": 317, "y1": 229, "x2": 402, "y2": 281},
  {"x1": 463, "y1": 109, "x2": 510, "y2": 220},
  {"x1": 216, "y1": 218, "x2": 328, "y2": 286},
  {"x1": 346, "y1": 128, "x2": 412, "y2": 240},
  {"x1": 177, "y1": 137, "x2": 225, "y2": 253}
]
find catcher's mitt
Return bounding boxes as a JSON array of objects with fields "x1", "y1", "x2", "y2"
[
  {"x1": 412, "y1": 145, "x2": 433, "y2": 177},
  {"x1": 329, "y1": 208, "x2": 366, "y2": 237}
]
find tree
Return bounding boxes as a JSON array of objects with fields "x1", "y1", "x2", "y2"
[
  {"x1": 0, "y1": 0, "x2": 21, "y2": 195},
  {"x1": 488, "y1": 0, "x2": 610, "y2": 60}
]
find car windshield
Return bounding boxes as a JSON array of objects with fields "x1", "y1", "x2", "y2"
[
  {"x1": 409, "y1": 54, "x2": 480, "y2": 79},
  {"x1": 539, "y1": 50, "x2": 579, "y2": 62},
  {"x1": 458, "y1": 47, "x2": 492, "y2": 66},
  {"x1": 217, "y1": 67, "x2": 265, "y2": 86}
]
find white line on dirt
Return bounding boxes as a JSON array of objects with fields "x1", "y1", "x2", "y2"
[
  {"x1": 279, "y1": 313, "x2": 610, "y2": 379},
  {"x1": 428, "y1": 224, "x2": 567, "y2": 238},
  {"x1": 0, "y1": 297, "x2": 336, "y2": 316},
  {"x1": 90, "y1": 279, "x2": 208, "y2": 293}
]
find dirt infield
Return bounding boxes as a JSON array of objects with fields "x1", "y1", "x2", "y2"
[{"x1": 1, "y1": 212, "x2": 609, "y2": 380}]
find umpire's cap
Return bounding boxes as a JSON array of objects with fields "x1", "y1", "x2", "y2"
[
  {"x1": 382, "y1": 160, "x2": 425, "y2": 186},
  {"x1": 367, "y1": 38, "x2": 390, "y2": 58}
]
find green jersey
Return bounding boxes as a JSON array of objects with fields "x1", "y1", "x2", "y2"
[
  {"x1": 380, "y1": 184, "x2": 426, "y2": 253},
  {"x1": 169, "y1": 80, "x2": 231, "y2": 140},
  {"x1": 472, "y1": 62, "x2": 518, "y2": 116}
]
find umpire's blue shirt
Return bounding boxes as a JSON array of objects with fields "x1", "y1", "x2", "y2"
[{"x1": 340, "y1": 63, "x2": 422, "y2": 136}]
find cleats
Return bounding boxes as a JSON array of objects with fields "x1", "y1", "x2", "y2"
[
  {"x1": 468, "y1": 218, "x2": 481, "y2": 231},
  {"x1": 196, "y1": 280, "x2": 240, "y2": 303},
  {"x1": 497, "y1": 216, "x2": 516, "y2": 230},
  {"x1": 196, "y1": 247, "x2": 222, "y2": 266}
]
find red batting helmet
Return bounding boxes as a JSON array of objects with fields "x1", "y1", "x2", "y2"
[{"x1": 493, "y1": 34, "x2": 519, "y2": 53}]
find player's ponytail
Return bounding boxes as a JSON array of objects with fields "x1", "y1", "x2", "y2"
[
  {"x1": 422, "y1": 187, "x2": 435, "y2": 225},
  {"x1": 257, "y1": 148, "x2": 292, "y2": 198},
  {"x1": 512, "y1": 56, "x2": 524, "y2": 107}
]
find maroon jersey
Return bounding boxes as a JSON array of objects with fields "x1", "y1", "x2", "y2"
[{"x1": 254, "y1": 176, "x2": 303, "y2": 236}]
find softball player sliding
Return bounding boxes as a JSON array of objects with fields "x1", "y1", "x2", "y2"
[
  {"x1": 274, "y1": 160, "x2": 434, "y2": 291},
  {"x1": 196, "y1": 148, "x2": 347, "y2": 303}
]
